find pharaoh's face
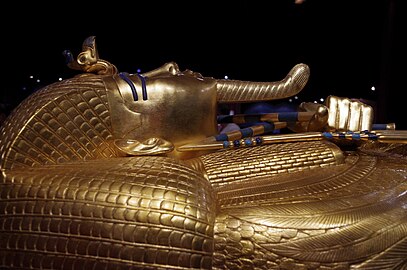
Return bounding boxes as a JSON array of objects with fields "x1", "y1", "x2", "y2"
[{"x1": 108, "y1": 62, "x2": 219, "y2": 159}]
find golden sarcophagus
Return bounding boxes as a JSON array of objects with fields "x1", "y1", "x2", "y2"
[{"x1": 1, "y1": 36, "x2": 406, "y2": 269}]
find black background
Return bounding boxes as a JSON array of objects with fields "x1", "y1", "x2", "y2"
[{"x1": 1, "y1": 1, "x2": 405, "y2": 129}]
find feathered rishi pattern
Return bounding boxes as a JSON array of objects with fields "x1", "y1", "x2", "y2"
[{"x1": 214, "y1": 153, "x2": 407, "y2": 269}]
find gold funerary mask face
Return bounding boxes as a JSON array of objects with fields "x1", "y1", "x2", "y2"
[
  {"x1": 67, "y1": 37, "x2": 311, "y2": 159},
  {"x1": 105, "y1": 63, "x2": 219, "y2": 159}
]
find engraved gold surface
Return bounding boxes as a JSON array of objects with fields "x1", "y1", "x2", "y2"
[
  {"x1": 64, "y1": 36, "x2": 118, "y2": 75},
  {"x1": 0, "y1": 37, "x2": 406, "y2": 269},
  {"x1": 0, "y1": 76, "x2": 120, "y2": 171},
  {"x1": 216, "y1": 63, "x2": 310, "y2": 103},
  {"x1": 103, "y1": 60, "x2": 310, "y2": 160},
  {"x1": 212, "y1": 152, "x2": 407, "y2": 269},
  {"x1": 105, "y1": 68, "x2": 218, "y2": 160},
  {"x1": 187, "y1": 141, "x2": 343, "y2": 188},
  {"x1": 0, "y1": 157, "x2": 216, "y2": 269}
]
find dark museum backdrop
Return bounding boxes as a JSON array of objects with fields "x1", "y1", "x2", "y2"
[{"x1": 1, "y1": 1, "x2": 404, "y2": 129}]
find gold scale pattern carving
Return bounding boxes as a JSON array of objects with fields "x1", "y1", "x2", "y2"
[
  {"x1": 0, "y1": 76, "x2": 118, "y2": 170},
  {"x1": 196, "y1": 141, "x2": 342, "y2": 188},
  {"x1": 0, "y1": 78, "x2": 217, "y2": 269},
  {"x1": 212, "y1": 153, "x2": 407, "y2": 269},
  {"x1": 0, "y1": 157, "x2": 216, "y2": 269}
]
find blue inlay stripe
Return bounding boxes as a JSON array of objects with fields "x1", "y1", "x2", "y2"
[
  {"x1": 322, "y1": 132, "x2": 333, "y2": 139},
  {"x1": 372, "y1": 124, "x2": 387, "y2": 130},
  {"x1": 137, "y1": 73, "x2": 148, "y2": 100},
  {"x1": 119, "y1": 72, "x2": 138, "y2": 101},
  {"x1": 262, "y1": 122, "x2": 275, "y2": 133},
  {"x1": 278, "y1": 112, "x2": 298, "y2": 122},
  {"x1": 352, "y1": 133, "x2": 361, "y2": 140},
  {"x1": 368, "y1": 133, "x2": 378, "y2": 140},
  {"x1": 241, "y1": 127, "x2": 254, "y2": 138},
  {"x1": 215, "y1": 133, "x2": 229, "y2": 141}
]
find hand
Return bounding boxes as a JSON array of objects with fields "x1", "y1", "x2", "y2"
[
  {"x1": 287, "y1": 102, "x2": 329, "y2": 133},
  {"x1": 325, "y1": 95, "x2": 374, "y2": 132}
]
